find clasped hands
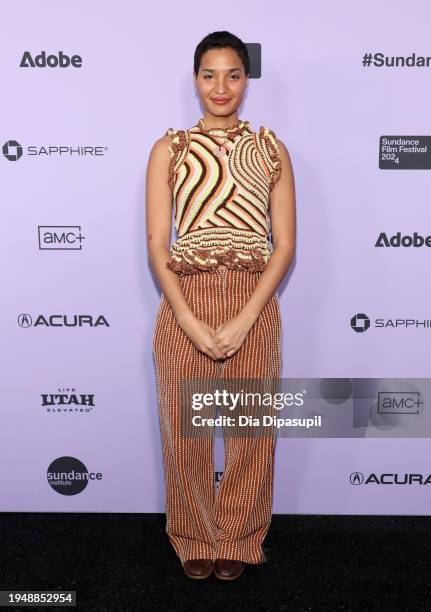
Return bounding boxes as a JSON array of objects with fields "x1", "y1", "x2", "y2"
[{"x1": 181, "y1": 310, "x2": 256, "y2": 361}]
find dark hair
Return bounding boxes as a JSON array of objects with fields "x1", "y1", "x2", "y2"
[{"x1": 193, "y1": 31, "x2": 250, "y2": 77}]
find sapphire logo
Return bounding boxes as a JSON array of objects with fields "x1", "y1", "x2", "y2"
[
  {"x1": 3, "y1": 140, "x2": 23, "y2": 161},
  {"x1": 351, "y1": 313, "x2": 431, "y2": 332},
  {"x1": 3, "y1": 140, "x2": 107, "y2": 161},
  {"x1": 350, "y1": 313, "x2": 370, "y2": 333}
]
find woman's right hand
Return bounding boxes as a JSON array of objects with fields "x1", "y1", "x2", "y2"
[{"x1": 179, "y1": 315, "x2": 227, "y2": 361}]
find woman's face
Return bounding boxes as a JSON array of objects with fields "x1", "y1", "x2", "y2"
[{"x1": 194, "y1": 47, "x2": 248, "y2": 119}]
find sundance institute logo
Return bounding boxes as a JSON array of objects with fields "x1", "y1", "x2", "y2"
[{"x1": 47, "y1": 456, "x2": 102, "y2": 495}]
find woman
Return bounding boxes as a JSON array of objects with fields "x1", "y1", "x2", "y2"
[{"x1": 146, "y1": 30, "x2": 296, "y2": 581}]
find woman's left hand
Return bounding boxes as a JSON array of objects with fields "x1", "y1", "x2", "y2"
[{"x1": 214, "y1": 311, "x2": 256, "y2": 359}]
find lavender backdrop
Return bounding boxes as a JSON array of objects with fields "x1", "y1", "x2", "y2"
[{"x1": 2, "y1": 0, "x2": 430, "y2": 512}]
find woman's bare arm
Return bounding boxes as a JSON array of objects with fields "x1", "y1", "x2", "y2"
[{"x1": 145, "y1": 135, "x2": 195, "y2": 328}]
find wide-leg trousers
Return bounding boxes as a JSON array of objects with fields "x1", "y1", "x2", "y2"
[{"x1": 152, "y1": 266, "x2": 282, "y2": 564}]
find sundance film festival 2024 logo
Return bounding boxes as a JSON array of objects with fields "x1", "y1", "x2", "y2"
[{"x1": 379, "y1": 137, "x2": 431, "y2": 169}]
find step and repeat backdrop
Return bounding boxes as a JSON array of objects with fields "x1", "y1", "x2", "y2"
[{"x1": 2, "y1": 0, "x2": 431, "y2": 512}]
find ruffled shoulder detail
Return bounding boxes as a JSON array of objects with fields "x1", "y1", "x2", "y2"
[
  {"x1": 164, "y1": 128, "x2": 188, "y2": 190},
  {"x1": 258, "y1": 126, "x2": 282, "y2": 191}
]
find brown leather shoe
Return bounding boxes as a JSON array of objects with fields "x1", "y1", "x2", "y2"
[
  {"x1": 183, "y1": 558, "x2": 214, "y2": 579},
  {"x1": 214, "y1": 559, "x2": 245, "y2": 581}
]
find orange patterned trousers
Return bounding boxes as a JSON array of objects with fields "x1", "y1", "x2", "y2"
[{"x1": 152, "y1": 267, "x2": 282, "y2": 564}]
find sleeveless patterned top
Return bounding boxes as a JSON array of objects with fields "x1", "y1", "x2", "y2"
[{"x1": 164, "y1": 117, "x2": 281, "y2": 275}]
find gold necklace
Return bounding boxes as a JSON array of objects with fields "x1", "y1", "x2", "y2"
[{"x1": 196, "y1": 118, "x2": 249, "y2": 158}]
